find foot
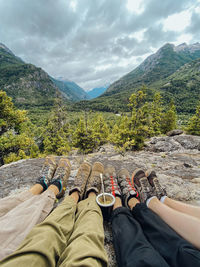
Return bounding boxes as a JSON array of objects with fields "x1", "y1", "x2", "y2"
[
  {"x1": 50, "y1": 157, "x2": 71, "y2": 198},
  {"x1": 69, "y1": 162, "x2": 91, "y2": 200},
  {"x1": 36, "y1": 155, "x2": 57, "y2": 190},
  {"x1": 131, "y1": 169, "x2": 156, "y2": 203},
  {"x1": 145, "y1": 170, "x2": 167, "y2": 199},
  {"x1": 104, "y1": 165, "x2": 121, "y2": 197},
  {"x1": 117, "y1": 168, "x2": 139, "y2": 208},
  {"x1": 85, "y1": 162, "x2": 104, "y2": 197}
]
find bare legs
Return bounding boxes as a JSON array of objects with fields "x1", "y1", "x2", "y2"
[
  {"x1": 148, "y1": 197, "x2": 200, "y2": 249},
  {"x1": 163, "y1": 197, "x2": 200, "y2": 220}
]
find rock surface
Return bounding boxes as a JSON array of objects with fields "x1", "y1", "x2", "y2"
[{"x1": 1, "y1": 135, "x2": 200, "y2": 266}]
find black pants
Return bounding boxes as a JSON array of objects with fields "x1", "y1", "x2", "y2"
[{"x1": 111, "y1": 203, "x2": 200, "y2": 267}]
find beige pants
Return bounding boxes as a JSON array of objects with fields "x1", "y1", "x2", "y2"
[
  {"x1": 0, "y1": 195, "x2": 108, "y2": 267},
  {"x1": 0, "y1": 190, "x2": 55, "y2": 260}
]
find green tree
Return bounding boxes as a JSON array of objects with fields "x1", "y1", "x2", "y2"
[
  {"x1": 161, "y1": 100, "x2": 177, "y2": 133},
  {"x1": 150, "y1": 92, "x2": 163, "y2": 135},
  {"x1": 186, "y1": 102, "x2": 200, "y2": 135},
  {"x1": 92, "y1": 115, "x2": 109, "y2": 146},
  {"x1": 0, "y1": 90, "x2": 38, "y2": 165}
]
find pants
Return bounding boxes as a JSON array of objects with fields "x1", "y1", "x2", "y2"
[
  {"x1": 0, "y1": 190, "x2": 55, "y2": 260},
  {"x1": 0, "y1": 195, "x2": 108, "y2": 267},
  {"x1": 112, "y1": 204, "x2": 200, "y2": 267}
]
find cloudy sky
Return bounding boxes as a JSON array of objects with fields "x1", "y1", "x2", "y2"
[{"x1": 0, "y1": 0, "x2": 200, "y2": 91}]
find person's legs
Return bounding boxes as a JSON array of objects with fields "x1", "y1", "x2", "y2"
[
  {"x1": 163, "y1": 197, "x2": 200, "y2": 220},
  {"x1": 111, "y1": 197, "x2": 169, "y2": 267},
  {"x1": 148, "y1": 197, "x2": 200, "y2": 250},
  {"x1": 0, "y1": 193, "x2": 78, "y2": 267},
  {"x1": 58, "y1": 192, "x2": 108, "y2": 267}
]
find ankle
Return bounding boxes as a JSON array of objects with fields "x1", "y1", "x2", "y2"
[
  {"x1": 88, "y1": 191, "x2": 97, "y2": 198},
  {"x1": 113, "y1": 196, "x2": 122, "y2": 210},
  {"x1": 29, "y1": 184, "x2": 44, "y2": 195},
  {"x1": 128, "y1": 197, "x2": 140, "y2": 210},
  {"x1": 48, "y1": 184, "x2": 59, "y2": 196},
  {"x1": 70, "y1": 190, "x2": 80, "y2": 203}
]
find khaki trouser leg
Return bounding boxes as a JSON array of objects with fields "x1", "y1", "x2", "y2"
[
  {"x1": 0, "y1": 196, "x2": 77, "y2": 267},
  {"x1": 58, "y1": 195, "x2": 108, "y2": 267},
  {"x1": 0, "y1": 191, "x2": 33, "y2": 218},
  {"x1": 0, "y1": 190, "x2": 55, "y2": 260}
]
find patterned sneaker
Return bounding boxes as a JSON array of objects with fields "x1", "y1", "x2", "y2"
[
  {"x1": 117, "y1": 168, "x2": 139, "y2": 208},
  {"x1": 36, "y1": 155, "x2": 57, "y2": 190},
  {"x1": 131, "y1": 169, "x2": 156, "y2": 203},
  {"x1": 69, "y1": 162, "x2": 92, "y2": 200},
  {"x1": 145, "y1": 170, "x2": 167, "y2": 199},
  {"x1": 85, "y1": 162, "x2": 104, "y2": 197},
  {"x1": 50, "y1": 157, "x2": 71, "y2": 198},
  {"x1": 104, "y1": 165, "x2": 121, "y2": 197}
]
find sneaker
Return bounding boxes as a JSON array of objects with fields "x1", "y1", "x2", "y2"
[
  {"x1": 117, "y1": 168, "x2": 139, "y2": 208},
  {"x1": 145, "y1": 170, "x2": 167, "y2": 199},
  {"x1": 85, "y1": 162, "x2": 104, "y2": 197},
  {"x1": 131, "y1": 169, "x2": 156, "y2": 203},
  {"x1": 51, "y1": 157, "x2": 71, "y2": 198},
  {"x1": 69, "y1": 162, "x2": 91, "y2": 200},
  {"x1": 104, "y1": 165, "x2": 121, "y2": 197},
  {"x1": 36, "y1": 155, "x2": 57, "y2": 190}
]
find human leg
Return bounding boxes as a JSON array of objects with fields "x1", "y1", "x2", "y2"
[{"x1": 0, "y1": 194, "x2": 78, "y2": 267}]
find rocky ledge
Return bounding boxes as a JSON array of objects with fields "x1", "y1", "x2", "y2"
[{"x1": 0, "y1": 134, "x2": 200, "y2": 266}]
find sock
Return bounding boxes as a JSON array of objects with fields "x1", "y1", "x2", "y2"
[
  {"x1": 160, "y1": 195, "x2": 167, "y2": 203},
  {"x1": 146, "y1": 196, "x2": 157, "y2": 207}
]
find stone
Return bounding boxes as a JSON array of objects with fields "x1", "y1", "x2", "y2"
[
  {"x1": 167, "y1": 129, "x2": 183, "y2": 136},
  {"x1": 191, "y1": 178, "x2": 200, "y2": 183}
]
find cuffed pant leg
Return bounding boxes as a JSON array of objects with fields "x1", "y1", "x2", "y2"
[
  {"x1": 58, "y1": 195, "x2": 108, "y2": 267},
  {"x1": 0, "y1": 190, "x2": 55, "y2": 260},
  {"x1": 0, "y1": 191, "x2": 33, "y2": 218},
  {"x1": 133, "y1": 203, "x2": 200, "y2": 267},
  {"x1": 0, "y1": 196, "x2": 77, "y2": 267},
  {"x1": 111, "y1": 207, "x2": 169, "y2": 267}
]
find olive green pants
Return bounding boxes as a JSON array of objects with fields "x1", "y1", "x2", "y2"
[{"x1": 0, "y1": 195, "x2": 108, "y2": 267}]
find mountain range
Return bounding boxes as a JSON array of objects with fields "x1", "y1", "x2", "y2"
[{"x1": 74, "y1": 42, "x2": 200, "y2": 114}]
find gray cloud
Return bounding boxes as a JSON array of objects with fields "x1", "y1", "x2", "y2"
[{"x1": 0, "y1": 0, "x2": 199, "y2": 90}]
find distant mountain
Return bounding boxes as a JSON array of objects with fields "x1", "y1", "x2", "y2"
[
  {"x1": 52, "y1": 78, "x2": 89, "y2": 101},
  {"x1": 87, "y1": 85, "x2": 109, "y2": 99},
  {"x1": 73, "y1": 42, "x2": 200, "y2": 113}
]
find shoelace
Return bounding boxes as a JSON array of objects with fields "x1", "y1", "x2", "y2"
[
  {"x1": 153, "y1": 178, "x2": 164, "y2": 193},
  {"x1": 140, "y1": 178, "x2": 151, "y2": 194},
  {"x1": 110, "y1": 176, "x2": 119, "y2": 197},
  {"x1": 126, "y1": 177, "x2": 139, "y2": 198},
  {"x1": 55, "y1": 167, "x2": 65, "y2": 179}
]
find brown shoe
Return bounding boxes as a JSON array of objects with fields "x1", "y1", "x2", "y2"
[
  {"x1": 117, "y1": 168, "x2": 139, "y2": 208},
  {"x1": 40, "y1": 155, "x2": 57, "y2": 183},
  {"x1": 145, "y1": 170, "x2": 167, "y2": 199},
  {"x1": 131, "y1": 169, "x2": 156, "y2": 203},
  {"x1": 85, "y1": 162, "x2": 104, "y2": 197},
  {"x1": 69, "y1": 162, "x2": 92, "y2": 200},
  {"x1": 51, "y1": 157, "x2": 71, "y2": 198},
  {"x1": 104, "y1": 165, "x2": 121, "y2": 197}
]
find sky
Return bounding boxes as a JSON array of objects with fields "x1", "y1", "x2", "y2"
[{"x1": 0, "y1": 0, "x2": 200, "y2": 91}]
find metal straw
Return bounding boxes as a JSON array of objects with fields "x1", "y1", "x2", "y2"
[{"x1": 100, "y1": 173, "x2": 106, "y2": 203}]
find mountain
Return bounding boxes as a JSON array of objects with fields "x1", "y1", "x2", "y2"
[
  {"x1": 87, "y1": 85, "x2": 109, "y2": 99},
  {"x1": 52, "y1": 78, "x2": 89, "y2": 101},
  {"x1": 73, "y1": 42, "x2": 200, "y2": 113}
]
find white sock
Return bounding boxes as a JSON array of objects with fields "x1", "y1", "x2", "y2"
[
  {"x1": 146, "y1": 196, "x2": 157, "y2": 207},
  {"x1": 160, "y1": 195, "x2": 167, "y2": 203}
]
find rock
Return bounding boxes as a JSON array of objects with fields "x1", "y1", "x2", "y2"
[
  {"x1": 191, "y1": 178, "x2": 200, "y2": 183},
  {"x1": 167, "y1": 129, "x2": 183, "y2": 136},
  {"x1": 173, "y1": 135, "x2": 200, "y2": 150},
  {"x1": 183, "y1": 162, "x2": 193, "y2": 168}
]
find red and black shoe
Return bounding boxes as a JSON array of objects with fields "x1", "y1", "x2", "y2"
[
  {"x1": 117, "y1": 168, "x2": 139, "y2": 208},
  {"x1": 104, "y1": 165, "x2": 121, "y2": 198}
]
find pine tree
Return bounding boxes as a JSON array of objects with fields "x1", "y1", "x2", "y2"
[
  {"x1": 92, "y1": 115, "x2": 109, "y2": 146},
  {"x1": 186, "y1": 102, "x2": 200, "y2": 135},
  {"x1": 0, "y1": 90, "x2": 38, "y2": 164},
  {"x1": 161, "y1": 100, "x2": 177, "y2": 133},
  {"x1": 150, "y1": 92, "x2": 163, "y2": 136}
]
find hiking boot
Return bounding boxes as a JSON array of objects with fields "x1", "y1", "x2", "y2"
[
  {"x1": 117, "y1": 168, "x2": 139, "y2": 208},
  {"x1": 104, "y1": 165, "x2": 121, "y2": 197},
  {"x1": 36, "y1": 155, "x2": 57, "y2": 190},
  {"x1": 51, "y1": 157, "x2": 71, "y2": 198},
  {"x1": 85, "y1": 162, "x2": 104, "y2": 197},
  {"x1": 131, "y1": 169, "x2": 156, "y2": 203},
  {"x1": 69, "y1": 162, "x2": 92, "y2": 200},
  {"x1": 145, "y1": 170, "x2": 167, "y2": 199}
]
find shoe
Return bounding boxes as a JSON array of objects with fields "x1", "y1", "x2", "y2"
[
  {"x1": 131, "y1": 169, "x2": 156, "y2": 203},
  {"x1": 117, "y1": 168, "x2": 139, "y2": 208},
  {"x1": 104, "y1": 165, "x2": 121, "y2": 197},
  {"x1": 85, "y1": 162, "x2": 104, "y2": 197},
  {"x1": 145, "y1": 170, "x2": 167, "y2": 199},
  {"x1": 51, "y1": 157, "x2": 71, "y2": 198},
  {"x1": 69, "y1": 162, "x2": 91, "y2": 200},
  {"x1": 36, "y1": 155, "x2": 57, "y2": 190}
]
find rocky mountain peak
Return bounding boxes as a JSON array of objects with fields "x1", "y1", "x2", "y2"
[{"x1": 0, "y1": 43, "x2": 14, "y2": 55}]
